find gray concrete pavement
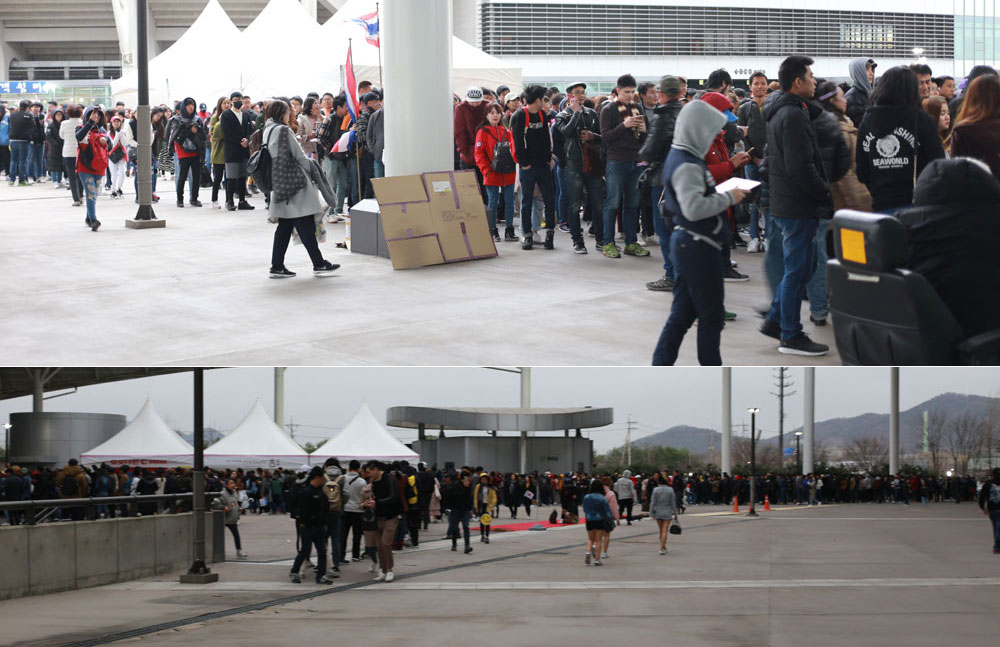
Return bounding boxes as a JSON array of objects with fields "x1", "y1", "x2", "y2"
[
  {"x1": 3, "y1": 503, "x2": 997, "y2": 646},
  {"x1": 0, "y1": 181, "x2": 841, "y2": 366}
]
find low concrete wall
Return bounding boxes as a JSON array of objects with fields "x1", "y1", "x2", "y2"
[{"x1": 0, "y1": 511, "x2": 223, "y2": 599}]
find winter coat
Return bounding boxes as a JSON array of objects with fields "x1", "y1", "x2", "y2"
[
  {"x1": 166, "y1": 98, "x2": 207, "y2": 158},
  {"x1": 474, "y1": 124, "x2": 517, "y2": 186},
  {"x1": 844, "y1": 57, "x2": 875, "y2": 129},
  {"x1": 638, "y1": 100, "x2": 682, "y2": 186},
  {"x1": 221, "y1": 109, "x2": 254, "y2": 164},
  {"x1": 813, "y1": 109, "x2": 851, "y2": 217},
  {"x1": 262, "y1": 120, "x2": 323, "y2": 220},
  {"x1": 75, "y1": 106, "x2": 110, "y2": 176},
  {"x1": 295, "y1": 113, "x2": 319, "y2": 157},
  {"x1": 763, "y1": 90, "x2": 832, "y2": 219},
  {"x1": 613, "y1": 475, "x2": 637, "y2": 501},
  {"x1": 949, "y1": 117, "x2": 1000, "y2": 181},
  {"x1": 510, "y1": 107, "x2": 552, "y2": 167},
  {"x1": 898, "y1": 157, "x2": 1000, "y2": 337},
  {"x1": 454, "y1": 100, "x2": 490, "y2": 167},
  {"x1": 599, "y1": 100, "x2": 645, "y2": 162},
  {"x1": 45, "y1": 117, "x2": 64, "y2": 171},
  {"x1": 650, "y1": 485, "x2": 678, "y2": 520},
  {"x1": 60, "y1": 118, "x2": 81, "y2": 158},
  {"x1": 7, "y1": 109, "x2": 35, "y2": 141},
  {"x1": 856, "y1": 105, "x2": 946, "y2": 212},
  {"x1": 55, "y1": 465, "x2": 88, "y2": 499},
  {"x1": 555, "y1": 106, "x2": 604, "y2": 169},
  {"x1": 830, "y1": 115, "x2": 872, "y2": 212},
  {"x1": 472, "y1": 481, "x2": 498, "y2": 513},
  {"x1": 217, "y1": 488, "x2": 241, "y2": 525},
  {"x1": 737, "y1": 98, "x2": 767, "y2": 162},
  {"x1": 366, "y1": 108, "x2": 385, "y2": 162},
  {"x1": 209, "y1": 114, "x2": 225, "y2": 165},
  {"x1": 443, "y1": 480, "x2": 473, "y2": 511}
]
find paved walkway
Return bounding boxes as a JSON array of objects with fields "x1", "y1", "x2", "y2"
[
  {"x1": 0, "y1": 181, "x2": 841, "y2": 366},
  {"x1": 3, "y1": 503, "x2": 997, "y2": 647}
]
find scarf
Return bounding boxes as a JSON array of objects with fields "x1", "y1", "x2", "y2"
[{"x1": 616, "y1": 100, "x2": 642, "y2": 139}]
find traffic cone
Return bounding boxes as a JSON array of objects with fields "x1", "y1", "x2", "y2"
[
  {"x1": 764, "y1": 495, "x2": 771, "y2": 511},
  {"x1": 732, "y1": 496, "x2": 739, "y2": 513}
]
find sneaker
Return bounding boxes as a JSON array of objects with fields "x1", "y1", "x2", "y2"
[
  {"x1": 226, "y1": 202, "x2": 236, "y2": 211},
  {"x1": 724, "y1": 311, "x2": 737, "y2": 321},
  {"x1": 313, "y1": 261, "x2": 340, "y2": 275},
  {"x1": 176, "y1": 200, "x2": 184, "y2": 208},
  {"x1": 290, "y1": 572, "x2": 302, "y2": 583},
  {"x1": 746, "y1": 237, "x2": 762, "y2": 253},
  {"x1": 351, "y1": 557, "x2": 362, "y2": 562},
  {"x1": 810, "y1": 315, "x2": 828, "y2": 326},
  {"x1": 723, "y1": 267, "x2": 750, "y2": 281},
  {"x1": 638, "y1": 233, "x2": 652, "y2": 247},
  {"x1": 89, "y1": 219, "x2": 101, "y2": 232},
  {"x1": 17, "y1": 181, "x2": 29, "y2": 187},
  {"x1": 237, "y1": 550, "x2": 248, "y2": 560},
  {"x1": 384, "y1": 571, "x2": 394, "y2": 583},
  {"x1": 504, "y1": 227, "x2": 517, "y2": 242},
  {"x1": 451, "y1": 544, "x2": 457, "y2": 551},
  {"x1": 374, "y1": 570, "x2": 386, "y2": 582},
  {"x1": 585, "y1": 552, "x2": 591, "y2": 565},
  {"x1": 237, "y1": 200, "x2": 255, "y2": 210},
  {"x1": 464, "y1": 545, "x2": 473, "y2": 554},
  {"x1": 573, "y1": 240, "x2": 587, "y2": 254},
  {"x1": 601, "y1": 552, "x2": 609, "y2": 559},
  {"x1": 110, "y1": 191, "x2": 119, "y2": 200},
  {"x1": 659, "y1": 548, "x2": 667, "y2": 555},
  {"x1": 779, "y1": 333, "x2": 829, "y2": 356},
  {"x1": 316, "y1": 575, "x2": 334, "y2": 585},
  {"x1": 269, "y1": 267, "x2": 296, "y2": 279},
  {"x1": 737, "y1": 226, "x2": 751, "y2": 243},
  {"x1": 368, "y1": 560, "x2": 378, "y2": 573},
  {"x1": 212, "y1": 201, "x2": 221, "y2": 209},
  {"x1": 603, "y1": 243, "x2": 620, "y2": 258},
  {"x1": 544, "y1": 230, "x2": 555, "y2": 250},
  {"x1": 521, "y1": 235, "x2": 533, "y2": 250},
  {"x1": 491, "y1": 229, "x2": 501, "y2": 243},
  {"x1": 484, "y1": 536, "x2": 489, "y2": 544},
  {"x1": 558, "y1": 222, "x2": 570, "y2": 233},
  {"x1": 760, "y1": 318, "x2": 781, "y2": 339},
  {"x1": 189, "y1": 199, "x2": 203, "y2": 207},
  {"x1": 646, "y1": 274, "x2": 674, "y2": 292},
  {"x1": 72, "y1": 200, "x2": 82, "y2": 207},
  {"x1": 623, "y1": 242, "x2": 650, "y2": 257},
  {"x1": 593, "y1": 558, "x2": 602, "y2": 566}
]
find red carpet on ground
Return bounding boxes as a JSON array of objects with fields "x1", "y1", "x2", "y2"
[{"x1": 471, "y1": 520, "x2": 570, "y2": 532}]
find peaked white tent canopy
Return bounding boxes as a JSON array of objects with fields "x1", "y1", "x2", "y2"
[
  {"x1": 81, "y1": 400, "x2": 194, "y2": 467},
  {"x1": 312, "y1": 402, "x2": 418, "y2": 462},
  {"x1": 111, "y1": 0, "x2": 243, "y2": 106},
  {"x1": 323, "y1": 0, "x2": 522, "y2": 95},
  {"x1": 204, "y1": 400, "x2": 309, "y2": 469}
]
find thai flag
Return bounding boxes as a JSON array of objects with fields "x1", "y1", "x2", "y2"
[
  {"x1": 345, "y1": 42, "x2": 359, "y2": 123},
  {"x1": 330, "y1": 129, "x2": 354, "y2": 154},
  {"x1": 350, "y1": 11, "x2": 380, "y2": 47}
]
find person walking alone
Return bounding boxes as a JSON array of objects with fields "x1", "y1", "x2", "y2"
[
  {"x1": 75, "y1": 106, "x2": 110, "y2": 231},
  {"x1": 217, "y1": 478, "x2": 248, "y2": 559},
  {"x1": 473, "y1": 472, "x2": 497, "y2": 543},
  {"x1": 613, "y1": 470, "x2": 637, "y2": 525},
  {"x1": 977, "y1": 468, "x2": 1000, "y2": 554},
  {"x1": 582, "y1": 479, "x2": 614, "y2": 566},
  {"x1": 650, "y1": 474, "x2": 678, "y2": 555},
  {"x1": 443, "y1": 471, "x2": 474, "y2": 554}
]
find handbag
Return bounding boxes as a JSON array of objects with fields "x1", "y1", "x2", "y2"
[
  {"x1": 109, "y1": 145, "x2": 125, "y2": 164},
  {"x1": 581, "y1": 141, "x2": 603, "y2": 178},
  {"x1": 669, "y1": 518, "x2": 682, "y2": 535},
  {"x1": 480, "y1": 512, "x2": 492, "y2": 526}
]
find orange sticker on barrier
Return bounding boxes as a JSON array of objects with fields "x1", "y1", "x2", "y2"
[{"x1": 840, "y1": 228, "x2": 867, "y2": 265}]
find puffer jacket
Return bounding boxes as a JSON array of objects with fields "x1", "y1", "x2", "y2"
[
  {"x1": 830, "y1": 115, "x2": 872, "y2": 212},
  {"x1": 763, "y1": 90, "x2": 832, "y2": 219},
  {"x1": 45, "y1": 115, "x2": 64, "y2": 171},
  {"x1": 813, "y1": 109, "x2": 850, "y2": 218}
]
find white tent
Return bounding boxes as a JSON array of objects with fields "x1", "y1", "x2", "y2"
[
  {"x1": 204, "y1": 400, "x2": 309, "y2": 469},
  {"x1": 322, "y1": 0, "x2": 522, "y2": 95},
  {"x1": 238, "y1": 0, "x2": 339, "y2": 98},
  {"x1": 81, "y1": 400, "x2": 194, "y2": 468},
  {"x1": 111, "y1": 0, "x2": 243, "y2": 106},
  {"x1": 311, "y1": 402, "x2": 418, "y2": 462}
]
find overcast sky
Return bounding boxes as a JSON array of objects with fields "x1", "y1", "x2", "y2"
[{"x1": 1, "y1": 367, "x2": 997, "y2": 452}]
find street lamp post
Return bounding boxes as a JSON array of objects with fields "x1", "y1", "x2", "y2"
[
  {"x1": 747, "y1": 408, "x2": 759, "y2": 517},
  {"x1": 795, "y1": 431, "x2": 803, "y2": 475}
]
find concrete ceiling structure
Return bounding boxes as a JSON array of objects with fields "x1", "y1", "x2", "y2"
[
  {"x1": 386, "y1": 406, "x2": 615, "y2": 433},
  {"x1": 0, "y1": 368, "x2": 197, "y2": 404}
]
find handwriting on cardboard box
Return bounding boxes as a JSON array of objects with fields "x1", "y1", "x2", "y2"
[
  {"x1": 440, "y1": 210, "x2": 474, "y2": 222},
  {"x1": 431, "y1": 181, "x2": 452, "y2": 194}
]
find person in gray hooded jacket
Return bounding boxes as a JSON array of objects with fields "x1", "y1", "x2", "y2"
[
  {"x1": 844, "y1": 57, "x2": 876, "y2": 127},
  {"x1": 613, "y1": 471, "x2": 638, "y2": 525},
  {"x1": 652, "y1": 100, "x2": 749, "y2": 366}
]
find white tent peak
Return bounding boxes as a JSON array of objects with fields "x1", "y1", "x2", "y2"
[
  {"x1": 312, "y1": 402, "x2": 418, "y2": 462},
  {"x1": 81, "y1": 400, "x2": 193, "y2": 467},
  {"x1": 204, "y1": 400, "x2": 308, "y2": 469},
  {"x1": 245, "y1": 0, "x2": 321, "y2": 38}
]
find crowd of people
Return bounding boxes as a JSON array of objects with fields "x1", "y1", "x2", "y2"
[{"x1": 0, "y1": 57, "x2": 998, "y2": 353}]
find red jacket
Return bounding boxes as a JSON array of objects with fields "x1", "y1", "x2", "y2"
[
  {"x1": 454, "y1": 100, "x2": 490, "y2": 167},
  {"x1": 474, "y1": 124, "x2": 517, "y2": 186},
  {"x1": 705, "y1": 132, "x2": 735, "y2": 225},
  {"x1": 76, "y1": 128, "x2": 110, "y2": 175}
]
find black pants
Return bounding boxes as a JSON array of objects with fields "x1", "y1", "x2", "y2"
[
  {"x1": 63, "y1": 157, "x2": 82, "y2": 203},
  {"x1": 407, "y1": 507, "x2": 421, "y2": 546},
  {"x1": 271, "y1": 215, "x2": 325, "y2": 270},
  {"x1": 211, "y1": 163, "x2": 225, "y2": 202},
  {"x1": 619, "y1": 498, "x2": 634, "y2": 524},
  {"x1": 291, "y1": 524, "x2": 327, "y2": 579},
  {"x1": 0, "y1": 145, "x2": 10, "y2": 177},
  {"x1": 226, "y1": 176, "x2": 247, "y2": 205},
  {"x1": 341, "y1": 510, "x2": 363, "y2": 560},
  {"x1": 176, "y1": 156, "x2": 200, "y2": 202},
  {"x1": 226, "y1": 523, "x2": 242, "y2": 551}
]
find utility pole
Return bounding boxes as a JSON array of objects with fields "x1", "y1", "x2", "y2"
[
  {"x1": 625, "y1": 415, "x2": 635, "y2": 467},
  {"x1": 771, "y1": 367, "x2": 796, "y2": 464},
  {"x1": 286, "y1": 416, "x2": 298, "y2": 441}
]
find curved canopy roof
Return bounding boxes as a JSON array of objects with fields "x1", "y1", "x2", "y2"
[{"x1": 385, "y1": 406, "x2": 614, "y2": 432}]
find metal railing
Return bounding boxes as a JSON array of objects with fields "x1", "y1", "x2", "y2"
[{"x1": 0, "y1": 492, "x2": 222, "y2": 525}]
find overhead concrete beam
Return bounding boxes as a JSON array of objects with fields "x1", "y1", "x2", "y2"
[{"x1": 2, "y1": 27, "x2": 118, "y2": 42}]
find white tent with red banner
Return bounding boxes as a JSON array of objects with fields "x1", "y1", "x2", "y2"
[
  {"x1": 311, "y1": 402, "x2": 418, "y2": 462},
  {"x1": 204, "y1": 400, "x2": 309, "y2": 469},
  {"x1": 81, "y1": 400, "x2": 194, "y2": 468}
]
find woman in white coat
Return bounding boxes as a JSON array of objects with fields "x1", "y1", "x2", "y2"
[{"x1": 650, "y1": 474, "x2": 678, "y2": 555}]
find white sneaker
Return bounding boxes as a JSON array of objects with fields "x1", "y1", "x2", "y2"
[
  {"x1": 384, "y1": 571, "x2": 394, "y2": 583},
  {"x1": 747, "y1": 238, "x2": 762, "y2": 253},
  {"x1": 601, "y1": 552, "x2": 610, "y2": 559},
  {"x1": 585, "y1": 552, "x2": 591, "y2": 565},
  {"x1": 593, "y1": 558, "x2": 602, "y2": 566},
  {"x1": 638, "y1": 234, "x2": 650, "y2": 247},
  {"x1": 532, "y1": 231, "x2": 542, "y2": 244},
  {"x1": 659, "y1": 549, "x2": 666, "y2": 555},
  {"x1": 374, "y1": 570, "x2": 386, "y2": 582},
  {"x1": 368, "y1": 560, "x2": 377, "y2": 573},
  {"x1": 212, "y1": 201, "x2": 221, "y2": 209},
  {"x1": 237, "y1": 550, "x2": 248, "y2": 560}
]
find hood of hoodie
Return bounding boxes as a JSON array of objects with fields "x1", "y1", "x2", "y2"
[
  {"x1": 763, "y1": 90, "x2": 824, "y2": 124},
  {"x1": 848, "y1": 57, "x2": 874, "y2": 96},
  {"x1": 325, "y1": 465, "x2": 343, "y2": 479},
  {"x1": 912, "y1": 157, "x2": 1000, "y2": 207},
  {"x1": 622, "y1": 470, "x2": 632, "y2": 478},
  {"x1": 671, "y1": 100, "x2": 726, "y2": 158},
  {"x1": 80, "y1": 105, "x2": 105, "y2": 129},
  {"x1": 182, "y1": 97, "x2": 197, "y2": 118}
]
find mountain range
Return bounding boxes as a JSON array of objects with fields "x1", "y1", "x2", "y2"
[{"x1": 630, "y1": 393, "x2": 996, "y2": 454}]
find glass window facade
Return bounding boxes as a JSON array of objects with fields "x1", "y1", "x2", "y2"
[{"x1": 480, "y1": 4, "x2": 955, "y2": 59}]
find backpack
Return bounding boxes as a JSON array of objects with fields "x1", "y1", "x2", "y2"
[
  {"x1": 486, "y1": 127, "x2": 516, "y2": 174},
  {"x1": 0, "y1": 115, "x2": 9, "y2": 146},
  {"x1": 406, "y1": 474, "x2": 419, "y2": 506},
  {"x1": 60, "y1": 472, "x2": 79, "y2": 497},
  {"x1": 248, "y1": 131, "x2": 273, "y2": 194},
  {"x1": 323, "y1": 474, "x2": 345, "y2": 512},
  {"x1": 989, "y1": 483, "x2": 1000, "y2": 505}
]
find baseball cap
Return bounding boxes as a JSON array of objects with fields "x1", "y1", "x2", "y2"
[
  {"x1": 701, "y1": 91, "x2": 738, "y2": 123},
  {"x1": 198, "y1": 102, "x2": 207, "y2": 110},
  {"x1": 658, "y1": 75, "x2": 683, "y2": 97},
  {"x1": 465, "y1": 86, "x2": 483, "y2": 103}
]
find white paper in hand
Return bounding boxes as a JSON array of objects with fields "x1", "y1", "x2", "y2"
[{"x1": 715, "y1": 177, "x2": 761, "y2": 193}]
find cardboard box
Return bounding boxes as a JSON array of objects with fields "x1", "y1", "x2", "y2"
[
  {"x1": 371, "y1": 170, "x2": 498, "y2": 270},
  {"x1": 348, "y1": 199, "x2": 390, "y2": 259}
]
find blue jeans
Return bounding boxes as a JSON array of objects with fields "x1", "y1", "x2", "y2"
[
  {"x1": 519, "y1": 164, "x2": 555, "y2": 235},
  {"x1": 448, "y1": 508, "x2": 470, "y2": 547},
  {"x1": 485, "y1": 184, "x2": 514, "y2": 230},
  {"x1": 291, "y1": 524, "x2": 327, "y2": 579},
  {"x1": 764, "y1": 212, "x2": 785, "y2": 295},
  {"x1": 651, "y1": 185, "x2": 675, "y2": 280},
  {"x1": 80, "y1": 172, "x2": 101, "y2": 223},
  {"x1": 744, "y1": 161, "x2": 765, "y2": 240},
  {"x1": 9, "y1": 140, "x2": 28, "y2": 183},
  {"x1": 49, "y1": 170, "x2": 63, "y2": 184},
  {"x1": 561, "y1": 163, "x2": 604, "y2": 244},
  {"x1": 805, "y1": 219, "x2": 831, "y2": 320},
  {"x1": 323, "y1": 156, "x2": 349, "y2": 213},
  {"x1": 990, "y1": 510, "x2": 1000, "y2": 551},
  {"x1": 326, "y1": 513, "x2": 343, "y2": 568},
  {"x1": 373, "y1": 159, "x2": 385, "y2": 178},
  {"x1": 29, "y1": 142, "x2": 43, "y2": 179},
  {"x1": 553, "y1": 160, "x2": 565, "y2": 225},
  {"x1": 602, "y1": 160, "x2": 642, "y2": 246},
  {"x1": 652, "y1": 230, "x2": 725, "y2": 365},
  {"x1": 766, "y1": 217, "x2": 819, "y2": 339}
]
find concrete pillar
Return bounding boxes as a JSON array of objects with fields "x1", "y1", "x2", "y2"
[
  {"x1": 564, "y1": 429, "x2": 569, "y2": 437},
  {"x1": 418, "y1": 422, "x2": 426, "y2": 441},
  {"x1": 803, "y1": 367, "x2": 815, "y2": 475},
  {"x1": 32, "y1": 372, "x2": 45, "y2": 413},
  {"x1": 383, "y1": 0, "x2": 453, "y2": 176},
  {"x1": 519, "y1": 366, "x2": 531, "y2": 474},
  {"x1": 721, "y1": 368, "x2": 731, "y2": 475},
  {"x1": 0, "y1": 25, "x2": 26, "y2": 78},
  {"x1": 273, "y1": 368, "x2": 286, "y2": 430},
  {"x1": 890, "y1": 367, "x2": 899, "y2": 475}
]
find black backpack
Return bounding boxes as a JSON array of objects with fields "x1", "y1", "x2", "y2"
[
  {"x1": 248, "y1": 134, "x2": 273, "y2": 194},
  {"x1": 60, "y1": 473, "x2": 79, "y2": 497},
  {"x1": 486, "y1": 127, "x2": 516, "y2": 174}
]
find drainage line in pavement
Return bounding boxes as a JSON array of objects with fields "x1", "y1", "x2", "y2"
[{"x1": 60, "y1": 516, "x2": 751, "y2": 647}]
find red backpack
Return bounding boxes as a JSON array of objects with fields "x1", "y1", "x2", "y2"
[{"x1": 77, "y1": 129, "x2": 109, "y2": 175}]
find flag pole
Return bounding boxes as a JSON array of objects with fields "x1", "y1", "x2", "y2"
[
  {"x1": 376, "y1": 2, "x2": 383, "y2": 89},
  {"x1": 349, "y1": 38, "x2": 362, "y2": 202}
]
